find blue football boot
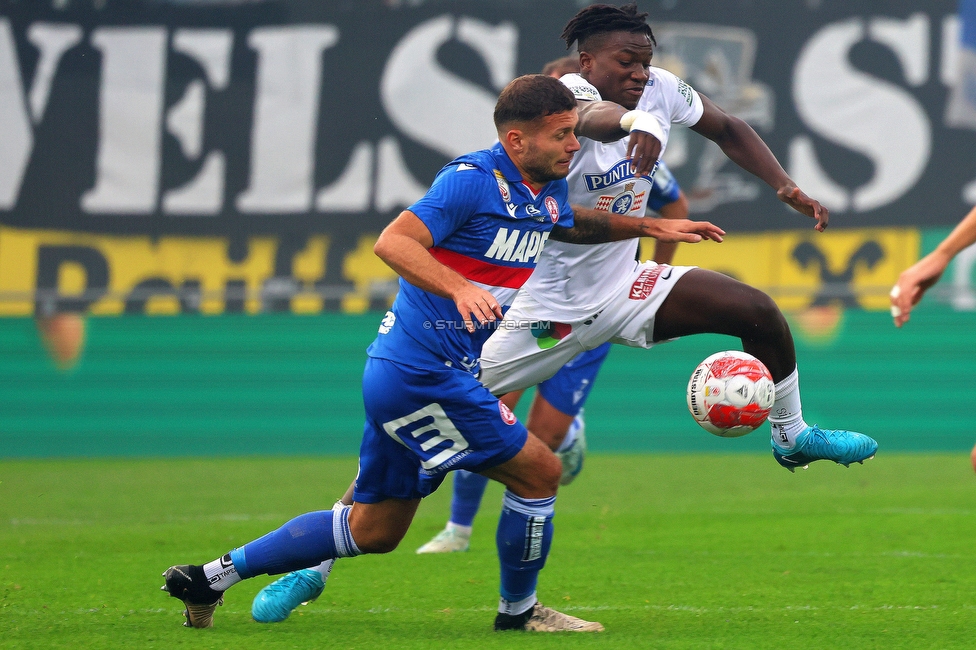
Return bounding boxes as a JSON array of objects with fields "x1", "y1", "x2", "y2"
[
  {"x1": 251, "y1": 569, "x2": 325, "y2": 623},
  {"x1": 772, "y1": 425, "x2": 878, "y2": 472}
]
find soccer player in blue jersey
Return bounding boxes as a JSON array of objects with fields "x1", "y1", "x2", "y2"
[{"x1": 160, "y1": 73, "x2": 723, "y2": 632}]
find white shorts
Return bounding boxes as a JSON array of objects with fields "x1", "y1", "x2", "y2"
[{"x1": 479, "y1": 262, "x2": 695, "y2": 395}]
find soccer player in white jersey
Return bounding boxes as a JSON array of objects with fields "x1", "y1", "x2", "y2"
[{"x1": 478, "y1": 3, "x2": 879, "y2": 475}]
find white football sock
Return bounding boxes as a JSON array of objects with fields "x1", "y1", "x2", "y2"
[
  {"x1": 498, "y1": 592, "x2": 537, "y2": 616},
  {"x1": 446, "y1": 521, "x2": 472, "y2": 536},
  {"x1": 768, "y1": 368, "x2": 808, "y2": 450},
  {"x1": 556, "y1": 414, "x2": 582, "y2": 453},
  {"x1": 309, "y1": 559, "x2": 335, "y2": 580},
  {"x1": 203, "y1": 554, "x2": 242, "y2": 591}
]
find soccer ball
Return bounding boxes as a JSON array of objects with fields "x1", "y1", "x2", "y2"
[{"x1": 686, "y1": 350, "x2": 775, "y2": 437}]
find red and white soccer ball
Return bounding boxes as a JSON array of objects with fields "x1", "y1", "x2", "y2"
[{"x1": 686, "y1": 350, "x2": 775, "y2": 438}]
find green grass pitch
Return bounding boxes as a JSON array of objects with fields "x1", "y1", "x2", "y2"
[{"x1": 2, "y1": 453, "x2": 975, "y2": 649}]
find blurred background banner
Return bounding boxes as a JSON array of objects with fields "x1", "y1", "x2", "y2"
[
  {"x1": 1, "y1": 0, "x2": 975, "y2": 316},
  {"x1": 1, "y1": 1, "x2": 975, "y2": 457}
]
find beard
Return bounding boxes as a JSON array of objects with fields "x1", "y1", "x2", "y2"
[{"x1": 521, "y1": 148, "x2": 570, "y2": 184}]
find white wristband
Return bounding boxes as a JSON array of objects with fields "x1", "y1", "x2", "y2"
[{"x1": 619, "y1": 110, "x2": 665, "y2": 143}]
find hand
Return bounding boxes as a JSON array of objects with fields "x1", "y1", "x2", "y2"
[
  {"x1": 640, "y1": 218, "x2": 725, "y2": 244},
  {"x1": 625, "y1": 131, "x2": 662, "y2": 179},
  {"x1": 777, "y1": 185, "x2": 829, "y2": 232},
  {"x1": 889, "y1": 252, "x2": 949, "y2": 328},
  {"x1": 452, "y1": 284, "x2": 503, "y2": 333}
]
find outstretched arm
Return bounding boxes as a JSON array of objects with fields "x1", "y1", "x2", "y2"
[
  {"x1": 890, "y1": 206, "x2": 976, "y2": 327},
  {"x1": 374, "y1": 211, "x2": 502, "y2": 332},
  {"x1": 650, "y1": 190, "x2": 689, "y2": 265},
  {"x1": 551, "y1": 205, "x2": 724, "y2": 245},
  {"x1": 690, "y1": 94, "x2": 829, "y2": 232}
]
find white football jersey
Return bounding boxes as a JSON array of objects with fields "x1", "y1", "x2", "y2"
[{"x1": 522, "y1": 69, "x2": 704, "y2": 322}]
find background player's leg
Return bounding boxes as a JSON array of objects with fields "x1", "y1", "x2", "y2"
[
  {"x1": 525, "y1": 392, "x2": 583, "y2": 485},
  {"x1": 417, "y1": 390, "x2": 526, "y2": 554},
  {"x1": 414, "y1": 470, "x2": 487, "y2": 554}
]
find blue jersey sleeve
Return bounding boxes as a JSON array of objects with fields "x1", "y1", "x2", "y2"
[
  {"x1": 646, "y1": 161, "x2": 681, "y2": 213},
  {"x1": 408, "y1": 165, "x2": 494, "y2": 246},
  {"x1": 554, "y1": 180, "x2": 574, "y2": 228}
]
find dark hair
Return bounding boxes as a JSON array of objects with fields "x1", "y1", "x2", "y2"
[
  {"x1": 561, "y1": 3, "x2": 656, "y2": 52},
  {"x1": 493, "y1": 74, "x2": 577, "y2": 130},
  {"x1": 541, "y1": 55, "x2": 580, "y2": 77}
]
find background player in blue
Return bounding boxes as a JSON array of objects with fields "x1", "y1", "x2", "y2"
[
  {"x1": 417, "y1": 160, "x2": 688, "y2": 554},
  {"x1": 160, "y1": 74, "x2": 723, "y2": 633}
]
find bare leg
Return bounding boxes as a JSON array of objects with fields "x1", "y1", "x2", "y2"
[
  {"x1": 480, "y1": 432, "x2": 561, "y2": 498},
  {"x1": 652, "y1": 268, "x2": 796, "y2": 382},
  {"x1": 525, "y1": 393, "x2": 575, "y2": 451},
  {"x1": 347, "y1": 498, "x2": 422, "y2": 554}
]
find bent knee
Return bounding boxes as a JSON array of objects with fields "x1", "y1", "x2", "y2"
[
  {"x1": 529, "y1": 454, "x2": 562, "y2": 495},
  {"x1": 742, "y1": 290, "x2": 788, "y2": 334}
]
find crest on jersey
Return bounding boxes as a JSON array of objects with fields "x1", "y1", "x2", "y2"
[
  {"x1": 544, "y1": 196, "x2": 559, "y2": 222},
  {"x1": 610, "y1": 182, "x2": 637, "y2": 214},
  {"x1": 493, "y1": 169, "x2": 511, "y2": 202},
  {"x1": 595, "y1": 183, "x2": 646, "y2": 214}
]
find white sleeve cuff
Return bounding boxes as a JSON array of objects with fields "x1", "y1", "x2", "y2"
[{"x1": 619, "y1": 110, "x2": 665, "y2": 142}]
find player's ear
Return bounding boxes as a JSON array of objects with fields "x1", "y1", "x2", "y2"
[
  {"x1": 505, "y1": 128, "x2": 525, "y2": 152},
  {"x1": 578, "y1": 51, "x2": 593, "y2": 73}
]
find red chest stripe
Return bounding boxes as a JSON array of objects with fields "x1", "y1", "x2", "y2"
[{"x1": 429, "y1": 247, "x2": 534, "y2": 289}]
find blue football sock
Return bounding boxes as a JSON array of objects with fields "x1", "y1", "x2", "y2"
[
  {"x1": 496, "y1": 491, "x2": 555, "y2": 606},
  {"x1": 450, "y1": 470, "x2": 490, "y2": 527},
  {"x1": 228, "y1": 505, "x2": 360, "y2": 579}
]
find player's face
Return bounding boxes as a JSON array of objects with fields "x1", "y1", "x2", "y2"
[
  {"x1": 580, "y1": 31, "x2": 653, "y2": 110},
  {"x1": 519, "y1": 109, "x2": 580, "y2": 185}
]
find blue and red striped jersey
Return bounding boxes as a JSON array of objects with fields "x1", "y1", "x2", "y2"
[{"x1": 368, "y1": 141, "x2": 574, "y2": 373}]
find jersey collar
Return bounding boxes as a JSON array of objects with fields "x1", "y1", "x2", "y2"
[{"x1": 489, "y1": 141, "x2": 524, "y2": 183}]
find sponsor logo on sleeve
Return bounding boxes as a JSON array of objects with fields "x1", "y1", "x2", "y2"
[
  {"x1": 676, "y1": 78, "x2": 694, "y2": 106},
  {"x1": 567, "y1": 84, "x2": 600, "y2": 101}
]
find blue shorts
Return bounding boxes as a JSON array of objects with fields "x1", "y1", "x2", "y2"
[
  {"x1": 354, "y1": 356, "x2": 528, "y2": 503},
  {"x1": 536, "y1": 342, "x2": 611, "y2": 417}
]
